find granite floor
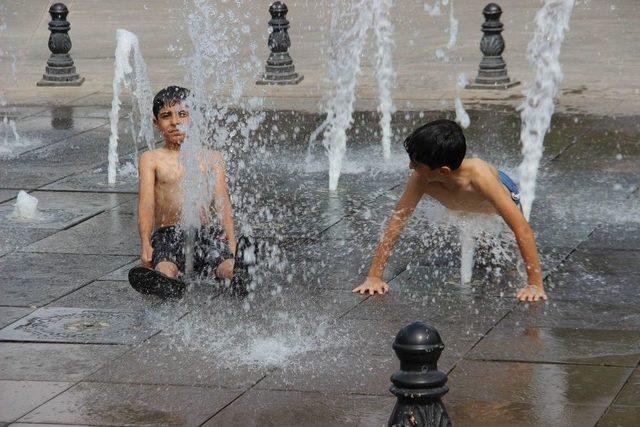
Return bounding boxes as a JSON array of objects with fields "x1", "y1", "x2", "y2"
[{"x1": 0, "y1": 103, "x2": 638, "y2": 426}]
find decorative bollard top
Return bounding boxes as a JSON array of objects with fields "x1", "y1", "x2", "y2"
[
  {"x1": 483, "y1": 3, "x2": 502, "y2": 21},
  {"x1": 391, "y1": 321, "x2": 447, "y2": 393},
  {"x1": 50, "y1": 3, "x2": 69, "y2": 20},
  {"x1": 388, "y1": 322, "x2": 451, "y2": 427}
]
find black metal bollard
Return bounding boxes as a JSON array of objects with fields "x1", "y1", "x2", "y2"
[
  {"x1": 37, "y1": 3, "x2": 84, "y2": 87},
  {"x1": 256, "y1": 1, "x2": 303, "y2": 85},
  {"x1": 467, "y1": 3, "x2": 518, "y2": 90},
  {"x1": 388, "y1": 321, "x2": 452, "y2": 427}
]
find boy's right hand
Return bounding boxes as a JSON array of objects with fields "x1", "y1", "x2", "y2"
[
  {"x1": 352, "y1": 276, "x2": 390, "y2": 295},
  {"x1": 141, "y1": 243, "x2": 153, "y2": 268}
]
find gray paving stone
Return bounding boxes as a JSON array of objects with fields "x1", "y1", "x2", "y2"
[
  {"x1": 256, "y1": 351, "x2": 394, "y2": 396},
  {"x1": 598, "y1": 406, "x2": 640, "y2": 427},
  {"x1": 0, "y1": 308, "x2": 33, "y2": 329},
  {"x1": 0, "y1": 253, "x2": 135, "y2": 307},
  {"x1": 613, "y1": 368, "x2": 640, "y2": 407},
  {"x1": 467, "y1": 325, "x2": 640, "y2": 367},
  {"x1": 98, "y1": 259, "x2": 139, "y2": 281},
  {"x1": 0, "y1": 190, "x2": 16, "y2": 203},
  {"x1": 49, "y1": 280, "x2": 159, "y2": 310},
  {"x1": 0, "y1": 342, "x2": 128, "y2": 381},
  {"x1": 500, "y1": 300, "x2": 640, "y2": 331},
  {"x1": 0, "y1": 380, "x2": 72, "y2": 423},
  {"x1": 206, "y1": 389, "x2": 395, "y2": 427},
  {"x1": 88, "y1": 341, "x2": 268, "y2": 388},
  {"x1": 445, "y1": 401, "x2": 606, "y2": 427},
  {"x1": 0, "y1": 227, "x2": 54, "y2": 258},
  {"x1": 1, "y1": 116, "x2": 108, "y2": 156},
  {"x1": 546, "y1": 270, "x2": 639, "y2": 305},
  {"x1": 17, "y1": 382, "x2": 241, "y2": 426},
  {"x1": 0, "y1": 307, "x2": 160, "y2": 345},
  {"x1": 22, "y1": 209, "x2": 139, "y2": 255},
  {"x1": 580, "y1": 223, "x2": 640, "y2": 251},
  {"x1": 448, "y1": 360, "x2": 632, "y2": 408},
  {"x1": 0, "y1": 191, "x2": 133, "y2": 230},
  {"x1": 558, "y1": 248, "x2": 640, "y2": 276}
]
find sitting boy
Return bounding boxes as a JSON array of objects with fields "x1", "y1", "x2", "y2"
[
  {"x1": 352, "y1": 119, "x2": 547, "y2": 302},
  {"x1": 129, "y1": 86, "x2": 251, "y2": 298}
]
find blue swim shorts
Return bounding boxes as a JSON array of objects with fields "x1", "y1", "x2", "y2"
[{"x1": 498, "y1": 170, "x2": 521, "y2": 206}]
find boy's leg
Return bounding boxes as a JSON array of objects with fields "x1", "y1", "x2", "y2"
[
  {"x1": 215, "y1": 259, "x2": 234, "y2": 279},
  {"x1": 155, "y1": 261, "x2": 180, "y2": 278}
]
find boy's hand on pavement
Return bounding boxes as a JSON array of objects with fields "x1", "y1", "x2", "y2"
[
  {"x1": 141, "y1": 244, "x2": 153, "y2": 268},
  {"x1": 517, "y1": 285, "x2": 547, "y2": 302},
  {"x1": 353, "y1": 277, "x2": 390, "y2": 295}
]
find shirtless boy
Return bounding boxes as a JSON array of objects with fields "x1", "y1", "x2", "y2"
[
  {"x1": 353, "y1": 119, "x2": 547, "y2": 302},
  {"x1": 129, "y1": 86, "x2": 250, "y2": 298}
]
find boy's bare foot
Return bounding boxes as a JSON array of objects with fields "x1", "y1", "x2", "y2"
[
  {"x1": 516, "y1": 285, "x2": 548, "y2": 302},
  {"x1": 353, "y1": 277, "x2": 390, "y2": 295}
]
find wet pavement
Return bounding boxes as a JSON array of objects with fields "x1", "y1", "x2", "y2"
[{"x1": 0, "y1": 104, "x2": 639, "y2": 426}]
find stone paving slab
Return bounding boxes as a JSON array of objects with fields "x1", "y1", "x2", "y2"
[
  {"x1": 557, "y1": 248, "x2": 640, "y2": 277},
  {"x1": 0, "y1": 253, "x2": 135, "y2": 307},
  {"x1": 0, "y1": 380, "x2": 72, "y2": 423},
  {"x1": 22, "y1": 209, "x2": 139, "y2": 255},
  {"x1": 598, "y1": 406, "x2": 640, "y2": 427},
  {"x1": 467, "y1": 325, "x2": 640, "y2": 367},
  {"x1": 17, "y1": 382, "x2": 242, "y2": 426},
  {"x1": 0, "y1": 307, "x2": 160, "y2": 345},
  {"x1": 0, "y1": 308, "x2": 34, "y2": 329},
  {"x1": 0, "y1": 191, "x2": 134, "y2": 230},
  {"x1": 0, "y1": 342, "x2": 128, "y2": 382},
  {"x1": 499, "y1": 300, "x2": 640, "y2": 331},
  {"x1": 444, "y1": 400, "x2": 606, "y2": 427},
  {"x1": 49, "y1": 280, "x2": 159, "y2": 311},
  {"x1": 611, "y1": 368, "x2": 640, "y2": 407},
  {"x1": 256, "y1": 351, "x2": 394, "y2": 396},
  {"x1": 0, "y1": 228, "x2": 54, "y2": 258},
  {"x1": 88, "y1": 341, "x2": 269, "y2": 389},
  {"x1": 0, "y1": 190, "x2": 17, "y2": 204},
  {"x1": 580, "y1": 223, "x2": 640, "y2": 251},
  {"x1": 206, "y1": 389, "x2": 395, "y2": 426},
  {"x1": 448, "y1": 360, "x2": 632, "y2": 408},
  {"x1": 98, "y1": 259, "x2": 139, "y2": 282}
]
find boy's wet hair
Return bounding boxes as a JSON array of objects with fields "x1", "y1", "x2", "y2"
[
  {"x1": 404, "y1": 119, "x2": 466, "y2": 170},
  {"x1": 152, "y1": 86, "x2": 190, "y2": 118}
]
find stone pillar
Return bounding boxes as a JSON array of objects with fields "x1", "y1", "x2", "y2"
[
  {"x1": 37, "y1": 3, "x2": 85, "y2": 87},
  {"x1": 256, "y1": 1, "x2": 303, "y2": 85},
  {"x1": 467, "y1": 3, "x2": 519, "y2": 90},
  {"x1": 388, "y1": 321, "x2": 452, "y2": 427}
]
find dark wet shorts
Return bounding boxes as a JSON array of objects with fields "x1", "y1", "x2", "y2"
[
  {"x1": 498, "y1": 170, "x2": 521, "y2": 206},
  {"x1": 151, "y1": 225, "x2": 233, "y2": 276}
]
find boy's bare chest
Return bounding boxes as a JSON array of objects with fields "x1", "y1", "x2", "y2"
[{"x1": 155, "y1": 160, "x2": 185, "y2": 186}]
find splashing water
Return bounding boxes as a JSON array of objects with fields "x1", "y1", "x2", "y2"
[
  {"x1": 311, "y1": 0, "x2": 396, "y2": 191},
  {"x1": 10, "y1": 191, "x2": 40, "y2": 220},
  {"x1": 446, "y1": 0, "x2": 458, "y2": 50},
  {"x1": 179, "y1": 0, "x2": 267, "y2": 280},
  {"x1": 0, "y1": 5, "x2": 30, "y2": 158},
  {"x1": 454, "y1": 73, "x2": 470, "y2": 129},
  {"x1": 424, "y1": 0, "x2": 442, "y2": 17},
  {"x1": 107, "y1": 29, "x2": 155, "y2": 185},
  {"x1": 519, "y1": 0, "x2": 575, "y2": 219},
  {"x1": 372, "y1": 0, "x2": 396, "y2": 160}
]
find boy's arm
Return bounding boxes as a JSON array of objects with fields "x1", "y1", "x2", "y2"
[
  {"x1": 138, "y1": 152, "x2": 155, "y2": 268},
  {"x1": 353, "y1": 172, "x2": 423, "y2": 295},
  {"x1": 210, "y1": 151, "x2": 237, "y2": 254},
  {"x1": 473, "y1": 165, "x2": 546, "y2": 302}
]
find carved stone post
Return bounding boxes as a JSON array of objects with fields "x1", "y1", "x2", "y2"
[
  {"x1": 388, "y1": 321, "x2": 452, "y2": 427},
  {"x1": 37, "y1": 3, "x2": 85, "y2": 86},
  {"x1": 256, "y1": 1, "x2": 303, "y2": 85},
  {"x1": 467, "y1": 3, "x2": 518, "y2": 90}
]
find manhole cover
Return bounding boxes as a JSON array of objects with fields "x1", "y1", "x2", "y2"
[{"x1": 0, "y1": 307, "x2": 158, "y2": 344}]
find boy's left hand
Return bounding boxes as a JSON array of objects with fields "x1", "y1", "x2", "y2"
[{"x1": 517, "y1": 285, "x2": 548, "y2": 302}]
